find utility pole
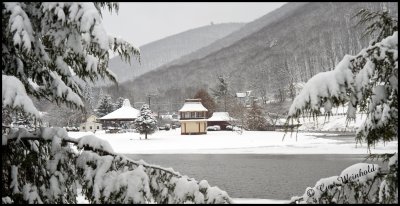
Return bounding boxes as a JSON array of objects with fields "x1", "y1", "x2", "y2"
[{"x1": 147, "y1": 93, "x2": 158, "y2": 109}]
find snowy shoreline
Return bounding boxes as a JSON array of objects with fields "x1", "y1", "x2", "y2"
[
  {"x1": 77, "y1": 194, "x2": 289, "y2": 204},
  {"x1": 68, "y1": 129, "x2": 397, "y2": 155}
]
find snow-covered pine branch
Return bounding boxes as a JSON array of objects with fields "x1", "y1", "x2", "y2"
[
  {"x1": 2, "y1": 127, "x2": 232, "y2": 204},
  {"x1": 2, "y1": 2, "x2": 139, "y2": 114},
  {"x1": 290, "y1": 153, "x2": 397, "y2": 204},
  {"x1": 287, "y1": 31, "x2": 398, "y2": 147}
]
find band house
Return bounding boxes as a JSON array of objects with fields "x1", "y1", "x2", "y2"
[{"x1": 178, "y1": 99, "x2": 208, "y2": 135}]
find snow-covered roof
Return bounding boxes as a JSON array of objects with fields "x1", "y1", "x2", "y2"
[
  {"x1": 208, "y1": 112, "x2": 236, "y2": 122},
  {"x1": 236, "y1": 93, "x2": 246, "y2": 98},
  {"x1": 99, "y1": 99, "x2": 140, "y2": 120},
  {"x1": 178, "y1": 102, "x2": 208, "y2": 112},
  {"x1": 179, "y1": 119, "x2": 208, "y2": 122}
]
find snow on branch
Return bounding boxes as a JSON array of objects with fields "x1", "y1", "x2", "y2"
[
  {"x1": 2, "y1": 75, "x2": 40, "y2": 118},
  {"x1": 287, "y1": 31, "x2": 398, "y2": 147},
  {"x1": 4, "y1": 2, "x2": 34, "y2": 51},
  {"x1": 77, "y1": 135, "x2": 114, "y2": 154},
  {"x1": 288, "y1": 54, "x2": 354, "y2": 118},
  {"x1": 288, "y1": 31, "x2": 398, "y2": 120},
  {"x1": 3, "y1": 128, "x2": 232, "y2": 204},
  {"x1": 108, "y1": 35, "x2": 141, "y2": 64},
  {"x1": 291, "y1": 154, "x2": 397, "y2": 204},
  {"x1": 2, "y1": 2, "x2": 140, "y2": 115},
  {"x1": 48, "y1": 71, "x2": 84, "y2": 108}
]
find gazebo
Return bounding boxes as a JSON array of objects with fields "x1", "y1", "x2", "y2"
[{"x1": 98, "y1": 99, "x2": 140, "y2": 131}]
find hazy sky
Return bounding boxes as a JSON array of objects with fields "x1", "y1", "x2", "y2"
[{"x1": 102, "y1": 2, "x2": 286, "y2": 47}]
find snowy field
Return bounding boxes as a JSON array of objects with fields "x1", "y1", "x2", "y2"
[{"x1": 68, "y1": 129, "x2": 397, "y2": 154}]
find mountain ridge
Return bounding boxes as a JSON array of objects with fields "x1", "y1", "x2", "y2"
[{"x1": 107, "y1": 22, "x2": 245, "y2": 84}]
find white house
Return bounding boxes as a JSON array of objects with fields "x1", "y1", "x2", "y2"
[{"x1": 80, "y1": 115, "x2": 102, "y2": 132}]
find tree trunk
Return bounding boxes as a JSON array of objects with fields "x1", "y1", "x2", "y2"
[
  {"x1": 224, "y1": 96, "x2": 227, "y2": 112},
  {"x1": 145, "y1": 132, "x2": 147, "y2": 140}
]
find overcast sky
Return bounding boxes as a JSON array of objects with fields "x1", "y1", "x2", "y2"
[{"x1": 102, "y1": 2, "x2": 286, "y2": 47}]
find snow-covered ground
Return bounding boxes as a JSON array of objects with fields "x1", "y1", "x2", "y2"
[
  {"x1": 232, "y1": 198, "x2": 289, "y2": 204},
  {"x1": 68, "y1": 129, "x2": 397, "y2": 154},
  {"x1": 296, "y1": 113, "x2": 365, "y2": 132},
  {"x1": 76, "y1": 195, "x2": 289, "y2": 204}
]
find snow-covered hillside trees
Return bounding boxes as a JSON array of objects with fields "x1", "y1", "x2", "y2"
[
  {"x1": 113, "y1": 97, "x2": 126, "y2": 110},
  {"x1": 2, "y1": 2, "x2": 231, "y2": 204},
  {"x1": 211, "y1": 75, "x2": 230, "y2": 112},
  {"x1": 96, "y1": 95, "x2": 113, "y2": 118},
  {"x1": 134, "y1": 104, "x2": 158, "y2": 140},
  {"x1": 246, "y1": 102, "x2": 267, "y2": 131},
  {"x1": 193, "y1": 89, "x2": 216, "y2": 118},
  {"x1": 287, "y1": 8, "x2": 398, "y2": 204}
]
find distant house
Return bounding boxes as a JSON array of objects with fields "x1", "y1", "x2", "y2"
[
  {"x1": 235, "y1": 90, "x2": 252, "y2": 105},
  {"x1": 207, "y1": 112, "x2": 236, "y2": 130},
  {"x1": 179, "y1": 99, "x2": 208, "y2": 135},
  {"x1": 98, "y1": 99, "x2": 140, "y2": 131},
  {"x1": 236, "y1": 92, "x2": 247, "y2": 98},
  {"x1": 80, "y1": 115, "x2": 102, "y2": 133}
]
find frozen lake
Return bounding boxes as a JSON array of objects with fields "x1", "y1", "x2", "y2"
[{"x1": 124, "y1": 154, "x2": 386, "y2": 200}]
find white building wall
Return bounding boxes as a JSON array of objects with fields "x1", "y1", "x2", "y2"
[{"x1": 80, "y1": 122, "x2": 102, "y2": 133}]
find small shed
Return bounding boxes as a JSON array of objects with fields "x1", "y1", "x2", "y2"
[
  {"x1": 207, "y1": 112, "x2": 236, "y2": 130},
  {"x1": 179, "y1": 99, "x2": 208, "y2": 135},
  {"x1": 80, "y1": 115, "x2": 102, "y2": 132}
]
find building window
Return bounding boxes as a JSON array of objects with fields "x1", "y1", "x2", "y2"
[
  {"x1": 191, "y1": 112, "x2": 195, "y2": 118},
  {"x1": 97, "y1": 126, "x2": 99, "y2": 129}
]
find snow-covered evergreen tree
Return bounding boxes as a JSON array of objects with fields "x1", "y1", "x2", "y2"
[
  {"x1": 134, "y1": 104, "x2": 158, "y2": 140},
  {"x1": 96, "y1": 95, "x2": 113, "y2": 118},
  {"x1": 2, "y1": 2, "x2": 231, "y2": 204},
  {"x1": 113, "y1": 97, "x2": 125, "y2": 111},
  {"x1": 287, "y1": 7, "x2": 398, "y2": 204},
  {"x1": 211, "y1": 75, "x2": 230, "y2": 112},
  {"x1": 193, "y1": 89, "x2": 216, "y2": 118},
  {"x1": 82, "y1": 84, "x2": 95, "y2": 117},
  {"x1": 246, "y1": 101, "x2": 267, "y2": 131}
]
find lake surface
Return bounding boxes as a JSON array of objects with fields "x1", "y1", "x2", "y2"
[{"x1": 124, "y1": 154, "x2": 386, "y2": 200}]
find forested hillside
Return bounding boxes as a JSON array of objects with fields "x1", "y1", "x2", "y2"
[{"x1": 111, "y1": 2, "x2": 397, "y2": 107}]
